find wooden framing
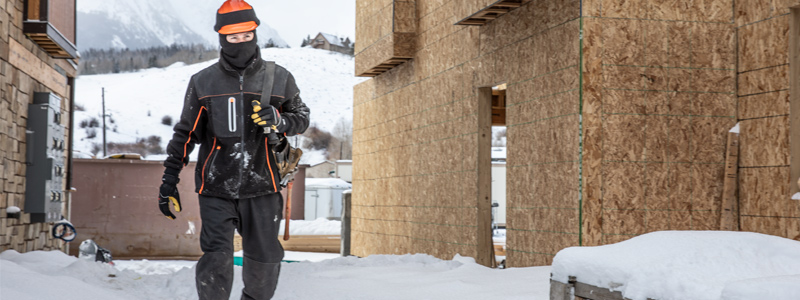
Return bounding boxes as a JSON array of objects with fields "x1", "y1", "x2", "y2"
[
  {"x1": 355, "y1": 0, "x2": 416, "y2": 77},
  {"x1": 720, "y1": 131, "x2": 740, "y2": 231},
  {"x1": 478, "y1": 87, "x2": 494, "y2": 267},
  {"x1": 790, "y1": 6, "x2": 800, "y2": 196},
  {"x1": 456, "y1": 0, "x2": 524, "y2": 26},
  {"x1": 23, "y1": 0, "x2": 78, "y2": 59}
]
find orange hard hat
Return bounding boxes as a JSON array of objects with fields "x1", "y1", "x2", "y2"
[{"x1": 215, "y1": 0, "x2": 260, "y2": 35}]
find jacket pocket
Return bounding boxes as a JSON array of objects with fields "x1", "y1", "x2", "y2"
[
  {"x1": 208, "y1": 96, "x2": 242, "y2": 138},
  {"x1": 200, "y1": 140, "x2": 219, "y2": 194}
]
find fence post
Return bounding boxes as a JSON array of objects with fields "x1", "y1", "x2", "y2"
[{"x1": 341, "y1": 190, "x2": 352, "y2": 256}]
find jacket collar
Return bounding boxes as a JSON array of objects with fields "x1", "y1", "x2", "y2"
[{"x1": 218, "y1": 49, "x2": 264, "y2": 77}]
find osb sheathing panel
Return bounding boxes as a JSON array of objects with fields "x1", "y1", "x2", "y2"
[
  {"x1": 582, "y1": 0, "x2": 737, "y2": 248},
  {"x1": 734, "y1": 0, "x2": 800, "y2": 242},
  {"x1": 355, "y1": 0, "x2": 394, "y2": 54},
  {"x1": 583, "y1": 0, "x2": 733, "y2": 23},
  {"x1": 739, "y1": 117, "x2": 790, "y2": 167},
  {"x1": 480, "y1": 0, "x2": 580, "y2": 56},
  {"x1": 735, "y1": 0, "x2": 800, "y2": 27},
  {"x1": 738, "y1": 15, "x2": 789, "y2": 72},
  {"x1": 738, "y1": 91, "x2": 790, "y2": 120}
]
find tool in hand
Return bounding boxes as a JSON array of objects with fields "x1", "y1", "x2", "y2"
[{"x1": 251, "y1": 100, "x2": 281, "y2": 145}]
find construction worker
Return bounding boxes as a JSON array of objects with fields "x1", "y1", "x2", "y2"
[{"x1": 157, "y1": 0, "x2": 309, "y2": 299}]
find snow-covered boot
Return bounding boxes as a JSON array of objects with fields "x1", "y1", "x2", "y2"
[{"x1": 241, "y1": 257, "x2": 281, "y2": 300}]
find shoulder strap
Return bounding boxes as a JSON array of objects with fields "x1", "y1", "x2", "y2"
[{"x1": 261, "y1": 61, "x2": 277, "y2": 105}]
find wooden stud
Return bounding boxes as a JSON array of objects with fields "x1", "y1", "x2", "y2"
[
  {"x1": 720, "y1": 131, "x2": 740, "y2": 231},
  {"x1": 790, "y1": 7, "x2": 800, "y2": 196},
  {"x1": 477, "y1": 87, "x2": 493, "y2": 267}
]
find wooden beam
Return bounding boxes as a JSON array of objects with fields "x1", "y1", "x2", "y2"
[
  {"x1": 720, "y1": 131, "x2": 740, "y2": 231},
  {"x1": 790, "y1": 7, "x2": 800, "y2": 196},
  {"x1": 477, "y1": 87, "x2": 493, "y2": 267}
]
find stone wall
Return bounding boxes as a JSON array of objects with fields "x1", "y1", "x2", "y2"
[{"x1": 0, "y1": 0, "x2": 76, "y2": 253}]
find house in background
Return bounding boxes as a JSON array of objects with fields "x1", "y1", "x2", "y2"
[
  {"x1": 310, "y1": 33, "x2": 354, "y2": 55},
  {"x1": 306, "y1": 160, "x2": 336, "y2": 178},
  {"x1": 1, "y1": 0, "x2": 79, "y2": 253}
]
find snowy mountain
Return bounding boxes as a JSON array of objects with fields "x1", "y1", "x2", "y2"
[
  {"x1": 73, "y1": 47, "x2": 365, "y2": 163},
  {"x1": 77, "y1": 0, "x2": 288, "y2": 51}
]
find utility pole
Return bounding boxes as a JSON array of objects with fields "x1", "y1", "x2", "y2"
[{"x1": 102, "y1": 87, "x2": 107, "y2": 157}]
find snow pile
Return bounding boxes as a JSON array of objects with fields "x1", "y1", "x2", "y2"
[
  {"x1": 279, "y1": 218, "x2": 341, "y2": 236},
  {"x1": 304, "y1": 178, "x2": 351, "y2": 189},
  {"x1": 1, "y1": 250, "x2": 552, "y2": 300},
  {"x1": 551, "y1": 231, "x2": 800, "y2": 300}
]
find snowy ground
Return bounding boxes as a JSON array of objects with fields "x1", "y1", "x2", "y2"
[
  {"x1": 73, "y1": 47, "x2": 365, "y2": 164},
  {"x1": 552, "y1": 231, "x2": 800, "y2": 300},
  {"x1": 0, "y1": 250, "x2": 551, "y2": 300}
]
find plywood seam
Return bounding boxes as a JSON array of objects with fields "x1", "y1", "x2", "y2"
[
  {"x1": 605, "y1": 64, "x2": 735, "y2": 71},
  {"x1": 506, "y1": 112, "x2": 580, "y2": 128},
  {"x1": 416, "y1": 0, "x2": 451, "y2": 21},
  {"x1": 740, "y1": 215, "x2": 800, "y2": 219},
  {"x1": 506, "y1": 228, "x2": 580, "y2": 235},
  {"x1": 603, "y1": 112, "x2": 736, "y2": 118},
  {"x1": 586, "y1": 15, "x2": 734, "y2": 25},
  {"x1": 352, "y1": 216, "x2": 478, "y2": 228},
  {"x1": 352, "y1": 229, "x2": 478, "y2": 246},
  {"x1": 352, "y1": 95, "x2": 471, "y2": 133},
  {"x1": 353, "y1": 121, "x2": 476, "y2": 149},
  {"x1": 507, "y1": 65, "x2": 579, "y2": 87},
  {"x1": 604, "y1": 88, "x2": 735, "y2": 95},
  {"x1": 736, "y1": 12, "x2": 791, "y2": 29},
  {"x1": 508, "y1": 160, "x2": 580, "y2": 168},
  {"x1": 739, "y1": 88, "x2": 789, "y2": 98},
  {"x1": 739, "y1": 114, "x2": 789, "y2": 122},
  {"x1": 603, "y1": 160, "x2": 725, "y2": 165},
  {"x1": 474, "y1": 17, "x2": 581, "y2": 58},
  {"x1": 507, "y1": 89, "x2": 579, "y2": 108},
  {"x1": 738, "y1": 63, "x2": 789, "y2": 75}
]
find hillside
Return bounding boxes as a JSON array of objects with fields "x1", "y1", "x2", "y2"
[{"x1": 73, "y1": 47, "x2": 365, "y2": 164}]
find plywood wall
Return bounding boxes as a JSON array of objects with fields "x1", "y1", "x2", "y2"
[
  {"x1": 581, "y1": 1, "x2": 738, "y2": 247},
  {"x1": 354, "y1": 0, "x2": 797, "y2": 268},
  {"x1": 735, "y1": 0, "x2": 800, "y2": 241}
]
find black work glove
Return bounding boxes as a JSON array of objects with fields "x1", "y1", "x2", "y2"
[
  {"x1": 251, "y1": 100, "x2": 289, "y2": 133},
  {"x1": 158, "y1": 174, "x2": 181, "y2": 220}
]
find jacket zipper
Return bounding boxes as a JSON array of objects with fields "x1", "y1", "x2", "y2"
[
  {"x1": 199, "y1": 138, "x2": 218, "y2": 194},
  {"x1": 237, "y1": 74, "x2": 245, "y2": 197}
]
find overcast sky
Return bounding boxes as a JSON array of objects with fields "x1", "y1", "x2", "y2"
[{"x1": 258, "y1": 1, "x2": 356, "y2": 48}]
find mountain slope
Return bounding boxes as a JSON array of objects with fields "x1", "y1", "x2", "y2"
[
  {"x1": 77, "y1": 0, "x2": 287, "y2": 50},
  {"x1": 73, "y1": 48, "x2": 365, "y2": 163}
]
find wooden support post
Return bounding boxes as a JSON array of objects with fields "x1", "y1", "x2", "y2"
[
  {"x1": 790, "y1": 7, "x2": 800, "y2": 196},
  {"x1": 477, "y1": 87, "x2": 493, "y2": 267},
  {"x1": 341, "y1": 190, "x2": 351, "y2": 256},
  {"x1": 720, "y1": 130, "x2": 740, "y2": 231}
]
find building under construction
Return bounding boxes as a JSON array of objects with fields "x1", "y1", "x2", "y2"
[{"x1": 352, "y1": 0, "x2": 800, "y2": 267}]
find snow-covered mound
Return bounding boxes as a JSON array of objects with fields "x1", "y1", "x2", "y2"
[
  {"x1": 1, "y1": 250, "x2": 552, "y2": 299},
  {"x1": 551, "y1": 231, "x2": 800, "y2": 300},
  {"x1": 74, "y1": 47, "x2": 365, "y2": 163}
]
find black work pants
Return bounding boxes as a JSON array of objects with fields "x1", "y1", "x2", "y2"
[{"x1": 195, "y1": 193, "x2": 284, "y2": 300}]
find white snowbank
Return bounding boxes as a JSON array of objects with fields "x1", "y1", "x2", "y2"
[
  {"x1": 720, "y1": 274, "x2": 800, "y2": 300},
  {"x1": 1, "y1": 250, "x2": 552, "y2": 300},
  {"x1": 279, "y1": 218, "x2": 341, "y2": 236},
  {"x1": 551, "y1": 231, "x2": 800, "y2": 300},
  {"x1": 304, "y1": 178, "x2": 351, "y2": 189}
]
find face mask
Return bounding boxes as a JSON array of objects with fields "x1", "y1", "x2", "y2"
[{"x1": 220, "y1": 32, "x2": 259, "y2": 70}]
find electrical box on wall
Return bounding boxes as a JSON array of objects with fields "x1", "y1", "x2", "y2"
[{"x1": 25, "y1": 92, "x2": 66, "y2": 223}]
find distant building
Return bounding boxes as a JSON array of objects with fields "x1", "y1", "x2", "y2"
[
  {"x1": 310, "y1": 33, "x2": 353, "y2": 55},
  {"x1": 306, "y1": 161, "x2": 336, "y2": 178}
]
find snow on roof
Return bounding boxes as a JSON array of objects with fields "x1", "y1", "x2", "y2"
[
  {"x1": 551, "y1": 231, "x2": 800, "y2": 300},
  {"x1": 492, "y1": 147, "x2": 506, "y2": 160},
  {"x1": 320, "y1": 33, "x2": 347, "y2": 47},
  {"x1": 305, "y1": 178, "x2": 351, "y2": 189}
]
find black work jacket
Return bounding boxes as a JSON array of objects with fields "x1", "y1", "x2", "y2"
[{"x1": 164, "y1": 52, "x2": 310, "y2": 199}]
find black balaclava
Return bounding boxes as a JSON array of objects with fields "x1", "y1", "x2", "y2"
[{"x1": 220, "y1": 31, "x2": 259, "y2": 70}]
